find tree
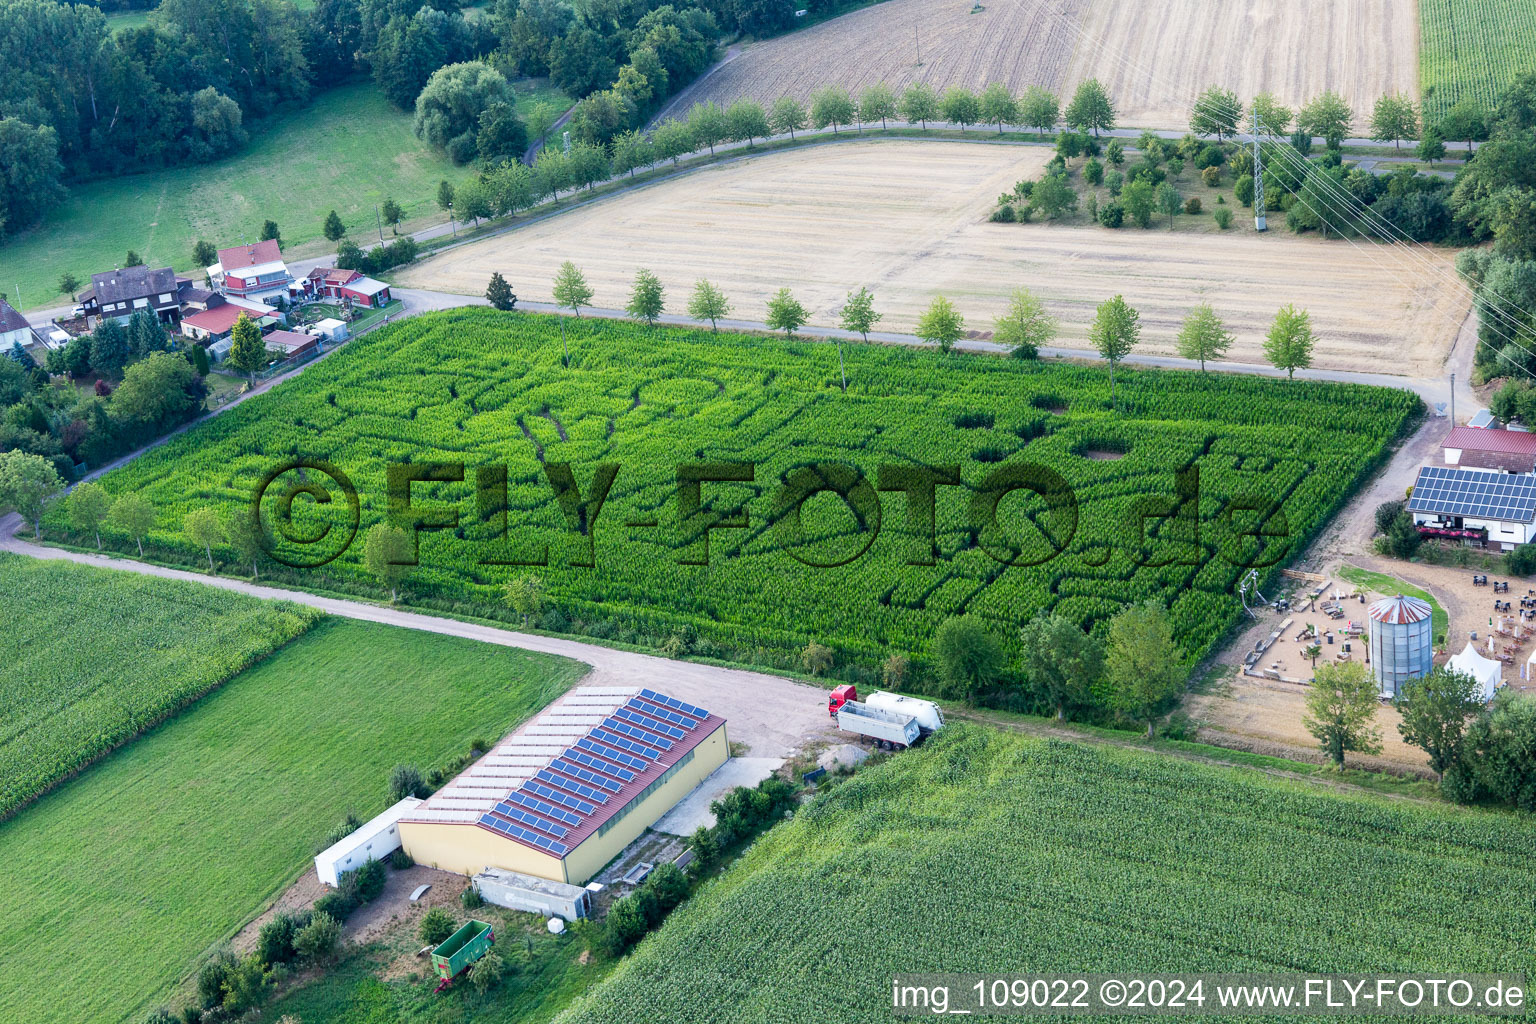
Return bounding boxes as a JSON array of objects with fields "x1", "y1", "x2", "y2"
[
  {"x1": 0, "y1": 118, "x2": 65, "y2": 236},
  {"x1": 1019, "y1": 611, "x2": 1105, "y2": 720},
  {"x1": 468, "y1": 950, "x2": 504, "y2": 994},
  {"x1": 801, "y1": 641, "x2": 833, "y2": 675},
  {"x1": 839, "y1": 286, "x2": 881, "y2": 341},
  {"x1": 1191, "y1": 86, "x2": 1240, "y2": 141},
  {"x1": 1018, "y1": 85, "x2": 1059, "y2": 135},
  {"x1": 553, "y1": 261, "x2": 593, "y2": 316},
  {"x1": 68, "y1": 481, "x2": 111, "y2": 548},
  {"x1": 1089, "y1": 295, "x2": 1140, "y2": 406},
  {"x1": 453, "y1": 177, "x2": 491, "y2": 225},
  {"x1": 769, "y1": 96, "x2": 808, "y2": 139},
  {"x1": 1106, "y1": 600, "x2": 1186, "y2": 737},
  {"x1": 687, "y1": 101, "x2": 728, "y2": 153},
  {"x1": 1064, "y1": 78, "x2": 1115, "y2": 137},
  {"x1": 224, "y1": 507, "x2": 267, "y2": 578},
  {"x1": 916, "y1": 295, "x2": 965, "y2": 353},
  {"x1": 390, "y1": 763, "x2": 426, "y2": 801},
  {"x1": 1175, "y1": 303, "x2": 1233, "y2": 371},
  {"x1": 726, "y1": 98, "x2": 770, "y2": 146},
  {"x1": 899, "y1": 82, "x2": 940, "y2": 129},
  {"x1": 859, "y1": 83, "x2": 897, "y2": 130},
  {"x1": 611, "y1": 130, "x2": 653, "y2": 178},
  {"x1": 225, "y1": 313, "x2": 268, "y2": 384},
  {"x1": 293, "y1": 912, "x2": 341, "y2": 963},
  {"x1": 1370, "y1": 93, "x2": 1419, "y2": 150},
  {"x1": 0, "y1": 451, "x2": 64, "y2": 538},
  {"x1": 1439, "y1": 95, "x2": 1490, "y2": 148},
  {"x1": 380, "y1": 197, "x2": 403, "y2": 234},
  {"x1": 1297, "y1": 91, "x2": 1353, "y2": 148},
  {"x1": 810, "y1": 86, "x2": 855, "y2": 133},
  {"x1": 1121, "y1": 178, "x2": 1156, "y2": 228},
  {"x1": 1029, "y1": 173, "x2": 1077, "y2": 221},
  {"x1": 486, "y1": 272, "x2": 516, "y2": 311},
  {"x1": 108, "y1": 492, "x2": 155, "y2": 556},
  {"x1": 58, "y1": 272, "x2": 80, "y2": 302},
  {"x1": 259, "y1": 220, "x2": 281, "y2": 247},
  {"x1": 932, "y1": 616, "x2": 1005, "y2": 699},
  {"x1": 1264, "y1": 304, "x2": 1314, "y2": 379},
  {"x1": 1156, "y1": 182, "x2": 1182, "y2": 228},
  {"x1": 1416, "y1": 129, "x2": 1447, "y2": 165},
  {"x1": 978, "y1": 82, "x2": 1016, "y2": 133},
  {"x1": 192, "y1": 240, "x2": 218, "y2": 272},
  {"x1": 1304, "y1": 660, "x2": 1383, "y2": 767},
  {"x1": 566, "y1": 141, "x2": 610, "y2": 192},
  {"x1": 183, "y1": 506, "x2": 225, "y2": 571},
  {"x1": 765, "y1": 288, "x2": 808, "y2": 338},
  {"x1": 110, "y1": 352, "x2": 204, "y2": 426},
  {"x1": 363, "y1": 522, "x2": 412, "y2": 602},
  {"x1": 127, "y1": 309, "x2": 164, "y2": 360},
  {"x1": 688, "y1": 279, "x2": 731, "y2": 331},
  {"x1": 1457, "y1": 690, "x2": 1536, "y2": 808},
  {"x1": 89, "y1": 319, "x2": 130, "y2": 378},
  {"x1": 323, "y1": 209, "x2": 346, "y2": 242},
  {"x1": 502, "y1": 573, "x2": 544, "y2": 625},
  {"x1": 1395, "y1": 668, "x2": 1482, "y2": 775},
  {"x1": 939, "y1": 87, "x2": 979, "y2": 131},
  {"x1": 1250, "y1": 92, "x2": 1292, "y2": 134},
  {"x1": 652, "y1": 118, "x2": 694, "y2": 165},
  {"x1": 436, "y1": 180, "x2": 455, "y2": 215},
  {"x1": 626, "y1": 268, "x2": 665, "y2": 326},
  {"x1": 477, "y1": 102, "x2": 528, "y2": 164},
  {"x1": 993, "y1": 288, "x2": 1055, "y2": 358},
  {"x1": 419, "y1": 907, "x2": 456, "y2": 946}
]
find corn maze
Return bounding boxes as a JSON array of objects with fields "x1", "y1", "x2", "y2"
[
  {"x1": 563, "y1": 727, "x2": 1536, "y2": 1023},
  {"x1": 1420, "y1": 0, "x2": 1536, "y2": 121},
  {"x1": 69, "y1": 310, "x2": 1417, "y2": 669}
]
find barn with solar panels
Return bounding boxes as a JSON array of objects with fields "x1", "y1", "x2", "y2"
[
  {"x1": 1407, "y1": 465, "x2": 1536, "y2": 551},
  {"x1": 398, "y1": 687, "x2": 728, "y2": 884}
]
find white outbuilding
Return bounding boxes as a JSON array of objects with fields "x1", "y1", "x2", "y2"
[{"x1": 314, "y1": 797, "x2": 423, "y2": 886}]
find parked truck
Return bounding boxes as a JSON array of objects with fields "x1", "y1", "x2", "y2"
[
  {"x1": 828, "y1": 685, "x2": 944, "y2": 750},
  {"x1": 431, "y1": 919, "x2": 495, "y2": 990}
]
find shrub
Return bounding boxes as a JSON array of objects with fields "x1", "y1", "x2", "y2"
[
  {"x1": 389, "y1": 763, "x2": 426, "y2": 801},
  {"x1": 317, "y1": 812, "x2": 361, "y2": 852},
  {"x1": 1201, "y1": 165, "x2": 1222, "y2": 187},
  {"x1": 1183, "y1": 197, "x2": 1202, "y2": 215},
  {"x1": 1104, "y1": 170, "x2": 1124, "y2": 196},
  {"x1": 801, "y1": 641, "x2": 833, "y2": 675},
  {"x1": 1082, "y1": 156, "x2": 1103, "y2": 185},
  {"x1": 645, "y1": 862, "x2": 690, "y2": 915},
  {"x1": 462, "y1": 884, "x2": 485, "y2": 909},
  {"x1": 195, "y1": 949, "x2": 237, "y2": 1010},
  {"x1": 989, "y1": 203, "x2": 1016, "y2": 223},
  {"x1": 883, "y1": 653, "x2": 910, "y2": 686},
  {"x1": 1235, "y1": 175, "x2": 1255, "y2": 207},
  {"x1": 293, "y1": 911, "x2": 343, "y2": 962},
  {"x1": 313, "y1": 891, "x2": 353, "y2": 920},
  {"x1": 1508, "y1": 542, "x2": 1536, "y2": 576},
  {"x1": 354, "y1": 858, "x2": 387, "y2": 902},
  {"x1": 469, "y1": 949, "x2": 504, "y2": 993},
  {"x1": 420, "y1": 907, "x2": 457, "y2": 946},
  {"x1": 257, "y1": 911, "x2": 311, "y2": 967},
  {"x1": 1212, "y1": 207, "x2": 1232, "y2": 230},
  {"x1": 1385, "y1": 511, "x2": 1422, "y2": 559},
  {"x1": 389, "y1": 847, "x2": 414, "y2": 870},
  {"x1": 1097, "y1": 201, "x2": 1124, "y2": 228},
  {"x1": 604, "y1": 896, "x2": 650, "y2": 954},
  {"x1": 1375, "y1": 500, "x2": 1406, "y2": 535}
]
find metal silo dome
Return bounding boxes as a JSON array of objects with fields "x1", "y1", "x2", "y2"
[{"x1": 1367, "y1": 594, "x2": 1434, "y2": 697}]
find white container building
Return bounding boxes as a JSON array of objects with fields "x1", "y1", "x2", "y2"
[{"x1": 314, "y1": 797, "x2": 422, "y2": 886}]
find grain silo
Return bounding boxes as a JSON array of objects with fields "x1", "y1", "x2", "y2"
[{"x1": 1367, "y1": 594, "x2": 1434, "y2": 697}]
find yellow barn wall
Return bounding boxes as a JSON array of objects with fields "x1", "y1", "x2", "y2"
[
  {"x1": 562, "y1": 723, "x2": 730, "y2": 884},
  {"x1": 399, "y1": 819, "x2": 568, "y2": 882}
]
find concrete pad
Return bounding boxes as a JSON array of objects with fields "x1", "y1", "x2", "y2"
[
  {"x1": 818, "y1": 743, "x2": 869, "y2": 772},
  {"x1": 652, "y1": 757, "x2": 784, "y2": 835}
]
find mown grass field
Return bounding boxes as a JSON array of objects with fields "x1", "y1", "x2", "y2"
[
  {"x1": 62, "y1": 309, "x2": 1419, "y2": 676},
  {"x1": 1338, "y1": 564, "x2": 1449, "y2": 637},
  {"x1": 0, "y1": 554, "x2": 321, "y2": 819},
  {"x1": 1420, "y1": 0, "x2": 1536, "y2": 120},
  {"x1": 0, "y1": 616, "x2": 585, "y2": 1024},
  {"x1": 3, "y1": 83, "x2": 474, "y2": 309},
  {"x1": 560, "y1": 726, "x2": 1536, "y2": 1023}
]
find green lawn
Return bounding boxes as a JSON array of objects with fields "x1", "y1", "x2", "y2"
[
  {"x1": 3, "y1": 83, "x2": 475, "y2": 310},
  {"x1": 0, "y1": 616, "x2": 585, "y2": 1024},
  {"x1": 1338, "y1": 564, "x2": 1450, "y2": 638},
  {"x1": 562, "y1": 726, "x2": 1536, "y2": 1022},
  {"x1": 0, "y1": 554, "x2": 322, "y2": 819}
]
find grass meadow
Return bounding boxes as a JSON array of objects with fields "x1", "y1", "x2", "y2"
[{"x1": 0, "y1": 616, "x2": 585, "y2": 1024}]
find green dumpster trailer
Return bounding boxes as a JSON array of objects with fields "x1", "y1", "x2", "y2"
[{"x1": 431, "y1": 919, "x2": 495, "y2": 984}]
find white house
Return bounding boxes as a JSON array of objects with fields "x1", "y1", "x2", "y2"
[
  {"x1": 314, "y1": 797, "x2": 423, "y2": 886},
  {"x1": 0, "y1": 299, "x2": 39, "y2": 352},
  {"x1": 208, "y1": 239, "x2": 294, "y2": 304},
  {"x1": 1441, "y1": 425, "x2": 1536, "y2": 474},
  {"x1": 1407, "y1": 464, "x2": 1536, "y2": 551}
]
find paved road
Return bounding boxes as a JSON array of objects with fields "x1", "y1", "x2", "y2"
[{"x1": 0, "y1": 513, "x2": 835, "y2": 759}]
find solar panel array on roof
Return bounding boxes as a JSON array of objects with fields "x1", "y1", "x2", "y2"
[
  {"x1": 1407, "y1": 465, "x2": 1536, "y2": 521},
  {"x1": 639, "y1": 688, "x2": 709, "y2": 720}
]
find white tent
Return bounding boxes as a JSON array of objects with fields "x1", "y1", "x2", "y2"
[{"x1": 1449, "y1": 643, "x2": 1502, "y2": 702}]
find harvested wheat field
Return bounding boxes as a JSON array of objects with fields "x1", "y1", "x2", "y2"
[
  {"x1": 658, "y1": 0, "x2": 1418, "y2": 132},
  {"x1": 398, "y1": 140, "x2": 1464, "y2": 375}
]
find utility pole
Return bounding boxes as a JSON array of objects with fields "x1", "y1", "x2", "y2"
[
  {"x1": 376, "y1": 205, "x2": 383, "y2": 242},
  {"x1": 1252, "y1": 107, "x2": 1266, "y2": 232},
  {"x1": 914, "y1": 25, "x2": 921, "y2": 65},
  {"x1": 1451, "y1": 372, "x2": 1456, "y2": 425}
]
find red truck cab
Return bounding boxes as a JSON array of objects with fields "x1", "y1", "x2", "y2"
[{"x1": 828, "y1": 684, "x2": 857, "y2": 717}]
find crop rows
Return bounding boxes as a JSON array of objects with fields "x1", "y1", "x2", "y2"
[
  {"x1": 0, "y1": 555, "x2": 322, "y2": 820},
  {"x1": 63, "y1": 309, "x2": 1417, "y2": 668},
  {"x1": 560, "y1": 727, "x2": 1536, "y2": 1023},
  {"x1": 1420, "y1": 0, "x2": 1536, "y2": 120}
]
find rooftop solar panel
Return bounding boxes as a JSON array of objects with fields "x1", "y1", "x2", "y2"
[
  {"x1": 538, "y1": 767, "x2": 611, "y2": 804},
  {"x1": 489, "y1": 802, "x2": 569, "y2": 839},
  {"x1": 588, "y1": 729, "x2": 657, "y2": 766},
  {"x1": 617, "y1": 704, "x2": 687, "y2": 739},
  {"x1": 605, "y1": 717, "x2": 675, "y2": 750},
  {"x1": 1406, "y1": 466, "x2": 1536, "y2": 521},
  {"x1": 578, "y1": 736, "x2": 648, "y2": 773},
  {"x1": 639, "y1": 688, "x2": 710, "y2": 720},
  {"x1": 571, "y1": 744, "x2": 638, "y2": 782},
  {"x1": 507, "y1": 789, "x2": 583, "y2": 826},
  {"x1": 526, "y1": 779, "x2": 597, "y2": 816}
]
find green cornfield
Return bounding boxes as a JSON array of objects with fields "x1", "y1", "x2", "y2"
[
  {"x1": 560, "y1": 727, "x2": 1536, "y2": 1024},
  {"x1": 62, "y1": 310, "x2": 1417, "y2": 672},
  {"x1": 1420, "y1": 0, "x2": 1536, "y2": 121},
  {"x1": 0, "y1": 554, "x2": 322, "y2": 820}
]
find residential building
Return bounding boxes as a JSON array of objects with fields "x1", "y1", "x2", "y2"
[
  {"x1": 305, "y1": 267, "x2": 392, "y2": 308},
  {"x1": 262, "y1": 329, "x2": 319, "y2": 359},
  {"x1": 1407, "y1": 464, "x2": 1536, "y2": 551},
  {"x1": 208, "y1": 240, "x2": 294, "y2": 303},
  {"x1": 399, "y1": 687, "x2": 728, "y2": 885},
  {"x1": 1441, "y1": 425, "x2": 1536, "y2": 474},
  {"x1": 79, "y1": 266, "x2": 182, "y2": 325},
  {"x1": 0, "y1": 299, "x2": 40, "y2": 352},
  {"x1": 181, "y1": 300, "x2": 279, "y2": 343}
]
